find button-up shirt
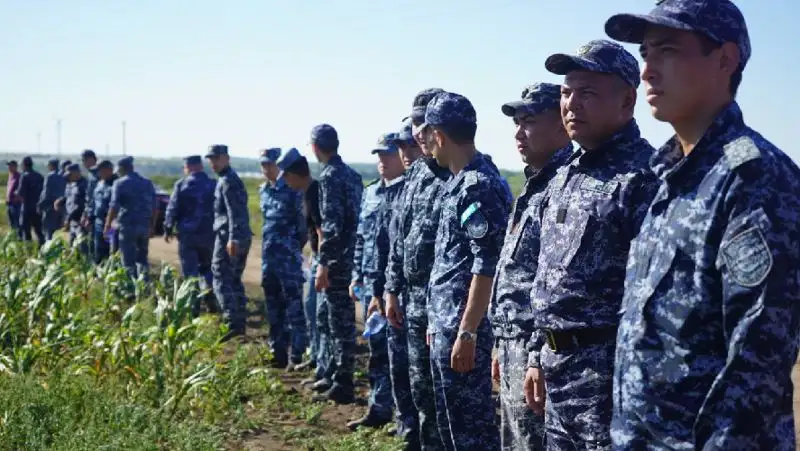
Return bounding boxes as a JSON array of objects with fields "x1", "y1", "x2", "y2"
[
  {"x1": 318, "y1": 154, "x2": 363, "y2": 270},
  {"x1": 212, "y1": 167, "x2": 251, "y2": 244}
]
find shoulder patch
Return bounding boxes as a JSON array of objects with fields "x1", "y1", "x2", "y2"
[
  {"x1": 460, "y1": 202, "x2": 488, "y2": 239},
  {"x1": 580, "y1": 177, "x2": 619, "y2": 195},
  {"x1": 723, "y1": 136, "x2": 761, "y2": 169},
  {"x1": 721, "y1": 226, "x2": 772, "y2": 287}
]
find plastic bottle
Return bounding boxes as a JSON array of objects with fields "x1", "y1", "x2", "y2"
[{"x1": 363, "y1": 311, "x2": 387, "y2": 338}]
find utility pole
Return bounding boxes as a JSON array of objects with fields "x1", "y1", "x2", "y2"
[
  {"x1": 36, "y1": 132, "x2": 41, "y2": 153},
  {"x1": 105, "y1": 143, "x2": 110, "y2": 157},
  {"x1": 121, "y1": 120, "x2": 127, "y2": 156},
  {"x1": 56, "y1": 118, "x2": 62, "y2": 155}
]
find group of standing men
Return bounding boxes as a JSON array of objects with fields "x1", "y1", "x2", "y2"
[{"x1": 262, "y1": 1, "x2": 800, "y2": 451}]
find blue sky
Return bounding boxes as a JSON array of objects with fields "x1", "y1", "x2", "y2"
[{"x1": 1, "y1": 0, "x2": 795, "y2": 170}]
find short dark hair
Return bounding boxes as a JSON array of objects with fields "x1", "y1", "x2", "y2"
[
  {"x1": 285, "y1": 156, "x2": 310, "y2": 177},
  {"x1": 698, "y1": 33, "x2": 742, "y2": 98},
  {"x1": 433, "y1": 123, "x2": 476, "y2": 145}
]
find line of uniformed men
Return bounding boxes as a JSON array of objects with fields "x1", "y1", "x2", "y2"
[{"x1": 256, "y1": 2, "x2": 800, "y2": 451}]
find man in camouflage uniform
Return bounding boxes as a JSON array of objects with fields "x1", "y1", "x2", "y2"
[
  {"x1": 258, "y1": 147, "x2": 307, "y2": 368},
  {"x1": 521, "y1": 41, "x2": 658, "y2": 450},
  {"x1": 347, "y1": 132, "x2": 405, "y2": 430},
  {"x1": 383, "y1": 117, "x2": 424, "y2": 448},
  {"x1": 164, "y1": 155, "x2": 218, "y2": 316},
  {"x1": 490, "y1": 82, "x2": 573, "y2": 451},
  {"x1": 92, "y1": 160, "x2": 118, "y2": 262},
  {"x1": 80, "y1": 149, "x2": 100, "y2": 261},
  {"x1": 6, "y1": 160, "x2": 22, "y2": 238},
  {"x1": 307, "y1": 124, "x2": 363, "y2": 404},
  {"x1": 16, "y1": 156, "x2": 45, "y2": 245},
  {"x1": 418, "y1": 92, "x2": 508, "y2": 450},
  {"x1": 40, "y1": 158, "x2": 66, "y2": 241},
  {"x1": 205, "y1": 144, "x2": 252, "y2": 341},
  {"x1": 605, "y1": 1, "x2": 800, "y2": 449},
  {"x1": 105, "y1": 156, "x2": 156, "y2": 282},
  {"x1": 277, "y1": 149, "x2": 326, "y2": 378},
  {"x1": 60, "y1": 164, "x2": 88, "y2": 253},
  {"x1": 384, "y1": 88, "x2": 449, "y2": 451}
]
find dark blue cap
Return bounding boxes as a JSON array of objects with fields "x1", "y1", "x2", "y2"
[
  {"x1": 97, "y1": 160, "x2": 113, "y2": 170},
  {"x1": 61, "y1": 160, "x2": 72, "y2": 169},
  {"x1": 419, "y1": 92, "x2": 477, "y2": 132},
  {"x1": 22, "y1": 156, "x2": 33, "y2": 166},
  {"x1": 259, "y1": 147, "x2": 281, "y2": 164},
  {"x1": 310, "y1": 124, "x2": 339, "y2": 149},
  {"x1": 48, "y1": 158, "x2": 60, "y2": 168},
  {"x1": 396, "y1": 117, "x2": 415, "y2": 143},
  {"x1": 410, "y1": 88, "x2": 446, "y2": 125},
  {"x1": 81, "y1": 149, "x2": 96, "y2": 159},
  {"x1": 184, "y1": 155, "x2": 202, "y2": 165},
  {"x1": 117, "y1": 156, "x2": 134, "y2": 170},
  {"x1": 605, "y1": 0, "x2": 750, "y2": 70},
  {"x1": 545, "y1": 39, "x2": 641, "y2": 88},
  {"x1": 502, "y1": 82, "x2": 562, "y2": 117},
  {"x1": 205, "y1": 144, "x2": 229, "y2": 158},
  {"x1": 276, "y1": 148, "x2": 302, "y2": 178},
  {"x1": 66, "y1": 163, "x2": 80, "y2": 173},
  {"x1": 6, "y1": 160, "x2": 17, "y2": 166},
  {"x1": 372, "y1": 133, "x2": 400, "y2": 155}
]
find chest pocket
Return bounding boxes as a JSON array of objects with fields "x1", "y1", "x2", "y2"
[
  {"x1": 406, "y1": 188, "x2": 444, "y2": 279},
  {"x1": 511, "y1": 210, "x2": 541, "y2": 271}
]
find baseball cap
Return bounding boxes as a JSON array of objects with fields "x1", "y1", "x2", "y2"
[
  {"x1": 66, "y1": 163, "x2": 81, "y2": 173},
  {"x1": 310, "y1": 124, "x2": 339, "y2": 150},
  {"x1": 545, "y1": 39, "x2": 641, "y2": 88},
  {"x1": 501, "y1": 82, "x2": 562, "y2": 117},
  {"x1": 276, "y1": 147, "x2": 303, "y2": 178},
  {"x1": 205, "y1": 144, "x2": 229, "y2": 158},
  {"x1": 81, "y1": 149, "x2": 96, "y2": 160},
  {"x1": 61, "y1": 160, "x2": 72, "y2": 170},
  {"x1": 259, "y1": 147, "x2": 281, "y2": 164},
  {"x1": 48, "y1": 158, "x2": 60, "y2": 168},
  {"x1": 605, "y1": 0, "x2": 750, "y2": 70},
  {"x1": 418, "y1": 92, "x2": 477, "y2": 133},
  {"x1": 410, "y1": 88, "x2": 446, "y2": 125},
  {"x1": 22, "y1": 156, "x2": 33, "y2": 166},
  {"x1": 116, "y1": 156, "x2": 134, "y2": 170},
  {"x1": 396, "y1": 117, "x2": 415, "y2": 143},
  {"x1": 97, "y1": 160, "x2": 114, "y2": 170},
  {"x1": 184, "y1": 155, "x2": 202, "y2": 165},
  {"x1": 6, "y1": 160, "x2": 17, "y2": 166},
  {"x1": 371, "y1": 133, "x2": 399, "y2": 155}
]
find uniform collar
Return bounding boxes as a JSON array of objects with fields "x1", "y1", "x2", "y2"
[
  {"x1": 217, "y1": 166, "x2": 232, "y2": 176},
  {"x1": 265, "y1": 177, "x2": 286, "y2": 190},
  {"x1": 447, "y1": 152, "x2": 483, "y2": 194},
  {"x1": 575, "y1": 119, "x2": 641, "y2": 167},
  {"x1": 324, "y1": 154, "x2": 343, "y2": 167},
  {"x1": 650, "y1": 101, "x2": 745, "y2": 181},
  {"x1": 383, "y1": 175, "x2": 404, "y2": 188},
  {"x1": 523, "y1": 143, "x2": 575, "y2": 179}
]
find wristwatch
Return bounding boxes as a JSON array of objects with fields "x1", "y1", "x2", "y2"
[{"x1": 457, "y1": 329, "x2": 477, "y2": 342}]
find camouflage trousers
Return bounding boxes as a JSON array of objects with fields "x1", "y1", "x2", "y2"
[
  {"x1": 92, "y1": 223, "x2": 115, "y2": 264},
  {"x1": 263, "y1": 268, "x2": 307, "y2": 364},
  {"x1": 361, "y1": 284, "x2": 394, "y2": 420},
  {"x1": 540, "y1": 342, "x2": 614, "y2": 451},
  {"x1": 430, "y1": 330, "x2": 499, "y2": 451},
  {"x1": 498, "y1": 337, "x2": 545, "y2": 451},
  {"x1": 68, "y1": 220, "x2": 88, "y2": 255},
  {"x1": 211, "y1": 237, "x2": 251, "y2": 332},
  {"x1": 317, "y1": 266, "x2": 355, "y2": 389},
  {"x1": 118, "y1": 229, "x2": 150, "y2": 280},
  {"x1": 387, "y1": 314, "x2": 420, "y2": 449},
  {"x1": 179, "y1": 235, "x2": 217, "y2": 314}
]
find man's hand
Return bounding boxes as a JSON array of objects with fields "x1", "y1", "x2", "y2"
[
  {"x1": 451, "y1": 335, "x2": 476, "y2": 373},
  {"x1": 226, "y1": 240, "x2": 238, "y2": 257},
  {"x1": 367, "y1": 296, "x2": 383, "y2": 317},
  {"x1": 54, "y1": 199, "x2": 63, "y2": 211},
  {"x1": 384, "y1": 292, "x2": 404, "y2": 329},
  {"x1": 348, "y1": 280, "x2": 363, "y2": 302},
  {"x1": 315, "y1": 265, "x2": 330, "y2": 292},
  {"x1": 523, "y1": 367, "x2": 546, "y2": 415},
  {"x1": 492, "y1": 357, "x2": 501, "y2": 383}
]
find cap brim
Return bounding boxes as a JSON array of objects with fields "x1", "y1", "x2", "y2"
[
  {"x1": 204, "y1": 153, "x2": 216, "y2": 159},
  {"x1": 259, "y1": 157, "x2": 275, "y2": 164},
  {"x1": 502, "y1": 100, "x2": 553, "y2": 117},
  {"x1": 545, "y1": 54, "x2": 604, "y2": 76},
  {"x1": 605, "y1": 13, "x2": 695, "y2": 44},
  {"x1": 371, "y1": 147, "x2": 395, "y2": 155}
]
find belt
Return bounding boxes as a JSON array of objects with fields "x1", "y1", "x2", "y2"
[{"x1": 543, "y1": 327, "x2": 617, "y2": 353}]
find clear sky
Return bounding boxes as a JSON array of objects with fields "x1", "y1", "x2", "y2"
[{"x1": 1, "y1": 0, "x2": 795, "y2": 170}]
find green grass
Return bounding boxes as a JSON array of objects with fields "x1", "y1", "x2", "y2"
[{"x1": 0, "y1": 234, "x2": 403, "y2": 450}]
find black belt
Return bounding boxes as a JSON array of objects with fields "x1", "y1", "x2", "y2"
[{"x1": 543, "y1": 327, "x2": 617, "y2": 353}]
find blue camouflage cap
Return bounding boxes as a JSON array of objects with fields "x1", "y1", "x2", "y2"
[
  {"x1": 371, "y1": 133, "x2": 400, "y2": 155},
  {"x1": 61, "y1": 160, "x2": 72, "y2": 170},
  {"x1": 396, "y1": 117, "x2": 415, "y2": 143},
  {"x1": 419, "y1": 92, "x2": 477, "y2": 133},
  {"x1": 545, "y1": 39, "x2": 641, "y2": 88},
  {"x1": 605, "y1": 0, "x2": 750, "y2": 70},
  {"x1": 276, "y1": 147, "x2": 302, "y2": 178},
  {"x1": 310, "y1": 124, "x2": 339, "y2": 149},
  {"x1": 410, "y1": 88, "x2": 446, "y2": 125},
  {"x1": 205, "y1": 144, "x2": 229, "y2": 158},
  {"x1": 501, "y1": 82, "x2": 562, "y2": 117},
  {"x1": 66, "y1": 163, "x2": 80, "y2": 173},
  {"x1": 184, "y1": 155, "x2": 202, "y2": 165},
  {"x1": 48, "y1": 158, "x2": 60, "y2": 168},
  {"x1": 259, "y1": 147, "x2": 281, "y2": 164},
  {"x1": 97, "y1": 159, "x2": 114, "y2": 170},
  {"x1": 117, "y1": 156, "x2": 134, "y2": 170}
]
